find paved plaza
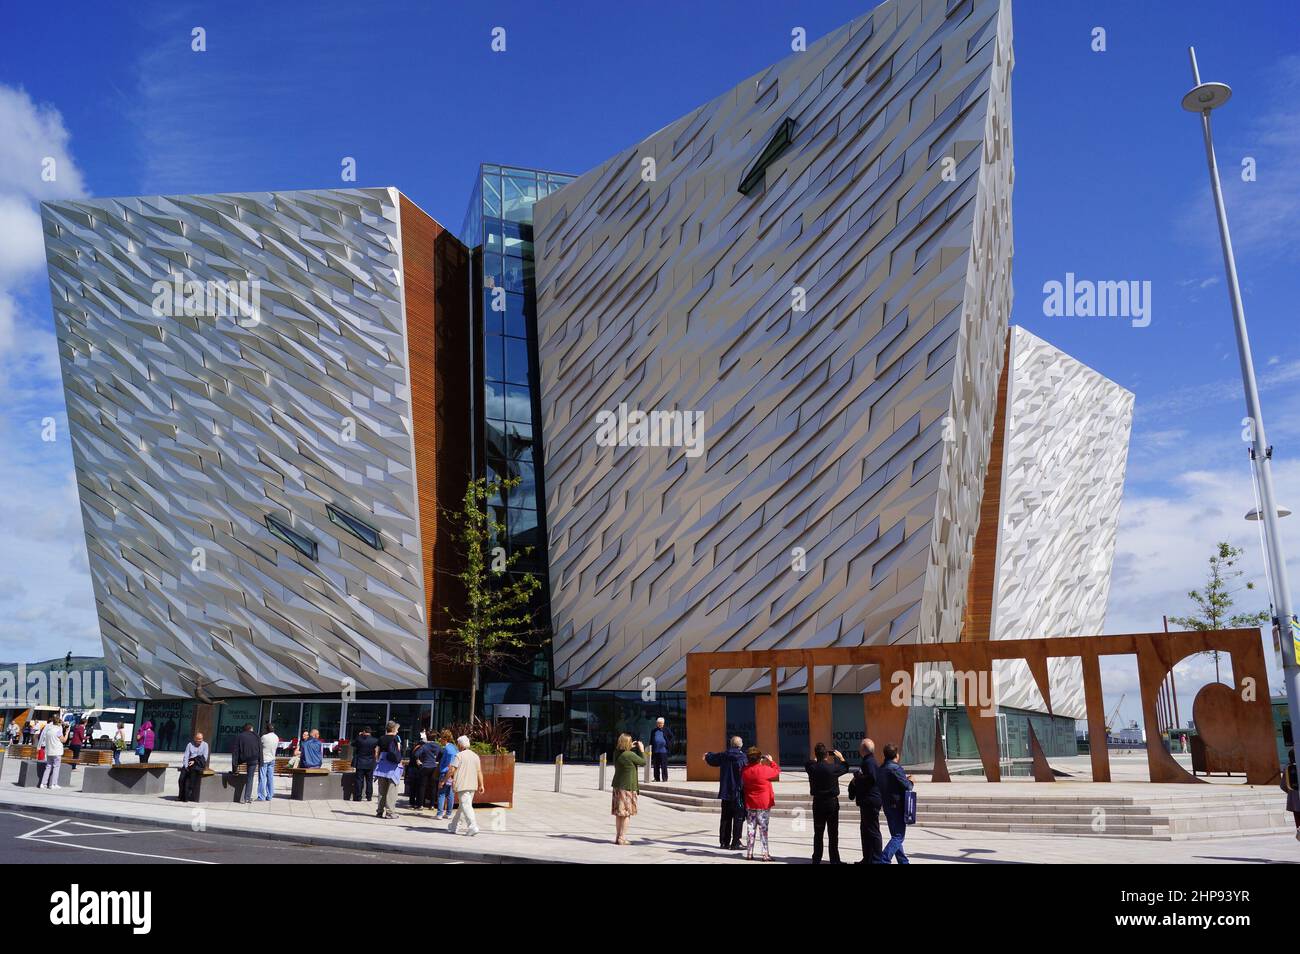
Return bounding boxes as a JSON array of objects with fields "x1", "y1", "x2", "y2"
[{"x1": 0, "y1": 753, "x2": 1294, "y2": 864}]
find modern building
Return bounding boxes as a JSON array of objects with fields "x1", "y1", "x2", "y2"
[{"x1": 43, "y1": 0, "x2": 1132, "y2": 765}]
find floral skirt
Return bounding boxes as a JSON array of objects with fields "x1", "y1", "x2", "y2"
[{"x1": 611, "y1": 788, "x2": 639, "y2": 817}]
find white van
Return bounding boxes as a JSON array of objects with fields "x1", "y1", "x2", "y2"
[{"x1": 79, "y1": 708, "x2": 136, "y2": 748}]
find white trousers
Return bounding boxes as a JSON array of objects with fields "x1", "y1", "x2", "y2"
[
  {"x1": 42, "y1": 758, "x2": 60, "y2": 786},
  {"x1": 449, "y1": 791, "x2": 478, "y2": 833}
]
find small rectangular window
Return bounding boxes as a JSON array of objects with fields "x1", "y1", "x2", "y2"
[
  {"x1": 326, "y1": 504, "x2": 383, "y2": 550},
  {"x1": 265, "y1": 514, "x2": 318, "y2": 560},
  {"x1": 738, "y1": 117, "x2": 796, "y2": 196}
]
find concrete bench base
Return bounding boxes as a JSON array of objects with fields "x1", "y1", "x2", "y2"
[
  {"x1": 81, "y1": 764, "x2": 167, "y2": 795},
  {"x1": 16, "y1": 760, "x2": 72, "y2": 788},
  {"x1": 290, "y1": 770, "x2": 351, "y2": 801},
  {"x1": 181, "y1": 771, "x2": 254, "y2": 803}
]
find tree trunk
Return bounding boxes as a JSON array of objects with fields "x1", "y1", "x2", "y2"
[{"x1": 469, "y1": 660, "x2": 480, "y2": 722}]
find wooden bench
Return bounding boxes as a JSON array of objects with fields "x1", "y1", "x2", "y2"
[
  {"x1": 81, "y1": 763, "x2": 168, "y2": 795},
  {"x1": 79, "y1": 749, "x2": 114, "y2": 766}
]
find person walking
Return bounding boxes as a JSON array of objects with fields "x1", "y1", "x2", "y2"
[
  {"x1": 611, "y1": 733, "x2": 646, "y2": 845},
  {"x1": 351, "y1": 726, "x2": 378, "y2": 801},
  {"x1": 300, "y1": 728, "x2": 324, "y2": 769},
  {"x1": 447, "y1": 735, "x2": 485, "y2": 836},
  {"x1": 434, "y1": 729, "x2": 457, "y2": 819},
  {"x1": 68, "y1": 720, "x2": 86, "y2": 761},
  {"x1": 178, "y1": 732, "x2": 210, "y2": 801},
  {"x1": 740, "y1": 747, "x2": 780, "y2": 861},
  {"x1": 231, "y1": 723, "x2": 261, "y2": 804},
  {"x1": 1282, "y1": 748, "x2": 1300, "y2": 841},
  {"x1": 409, "y1": 731, "x2": 440, "y2": 812},
  {"x1": 37, "y1": 716, "x2": 66, "y2": 789},
  {"x1": 373, "y1": 721, "x2": 404, "y2": 819},
  {"x1": 805, "y1": 743, "x2": 849, "y2": 863},
  {"x1": 112, "y1": 722, "x2": 126, "y2": 765},
  {"x1": 136, "y1": 720, "x2": 155, "y2": 763},
  {"x1": 6, "y1": 720, "x2": 18, "y2": 745},
  {"x1": 703, "y1": 736, "x2": 747, "y2": 850},
  {"x1": 850, "y1": 738, "x2": 883, "y2": 864},
  {"x1": 879, "y1": 743, "x2": 913, "y2": 864},
  {"x1": 258, "y1": 723, "x2": 279, "y2": 801},
  {"x1": 648, "y1": 717, "x2": 674, "y2": 782}
]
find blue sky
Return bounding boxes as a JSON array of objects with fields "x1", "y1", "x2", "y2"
[{"x1": 1, "y1": 0, "x2": 1298, "y2": 730}]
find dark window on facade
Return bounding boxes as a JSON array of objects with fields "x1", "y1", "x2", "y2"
[
  {"x1": 265, "y1": 514, "x2": 318, "y2": 560},
  {"x1": 738, "y1": 117, "x2": 796, "y2": 195},
  {"x1": 326, "y1": 504, "x2": 383, "y2": 550}
]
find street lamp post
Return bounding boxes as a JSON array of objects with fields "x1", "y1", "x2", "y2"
[{"x1": 1182, "y1": 47, "x2": 1300, "y2": 746}]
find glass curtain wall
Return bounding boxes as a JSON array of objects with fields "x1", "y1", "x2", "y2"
[{"x1": 461, "y1": 164, "x2": 574, "y2": 760}]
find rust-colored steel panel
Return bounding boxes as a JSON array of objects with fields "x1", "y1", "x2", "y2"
[
  {"x1": 1028, "y1": 724, "x2": 1055, "y2": 782},
  {"x1": 686, "y1": 629, "x2": 1276, "y2": 784},
  {"x1": 399, "y1": 195, "x2": 471, "y2": 690},
  {"x1": 931, "y1": 719, "x2": 951, "y2": 783}
]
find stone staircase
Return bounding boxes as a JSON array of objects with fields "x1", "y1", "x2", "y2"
[{"x1": 637, "y1": 783, "x2": 1291, "y2": 840}]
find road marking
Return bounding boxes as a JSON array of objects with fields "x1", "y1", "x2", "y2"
[{"x1": 12, "y1": 817, "x2": 217, "y2": 864}]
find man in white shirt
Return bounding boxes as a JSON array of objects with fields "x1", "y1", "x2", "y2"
[
  {"x1": 447, "y1": 735, "x2": 486, "y2": 837},
  {"x1": 258, "y1": 724, "x2": 280, "y2": 801},
  {"x1": 37, "y1": 717, "x2": 66, "y2": 789}
]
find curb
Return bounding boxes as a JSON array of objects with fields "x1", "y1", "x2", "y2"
[{"x1": 0, "y1": 796, "x2": 564, "y2": 865}]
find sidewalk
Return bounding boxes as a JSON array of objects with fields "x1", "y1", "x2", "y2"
[{"x1": 1, "y1": 756, "x2": 1296, "y2": 864}]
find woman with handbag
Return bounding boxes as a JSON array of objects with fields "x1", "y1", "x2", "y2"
[
  {"x1": 136, "y1": 720, "x2": 155, "y2": 763},
  {"x1": 112, "y1": 723, "x2": 126, "y2": 765},
  {"x1": 373, "y1": 721, "x2": 404, "y2": 819}
]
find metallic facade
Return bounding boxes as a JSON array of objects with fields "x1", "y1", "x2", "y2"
[
  {"x1": 991, "y1": 327, "x2": 1135, "y2": 719},
  {"x1": 534, "y1": 0, "x2": 1016, "y2": 693},
  {"x1": 43, "y1": 188, "x2": 447, "y2": 699}
]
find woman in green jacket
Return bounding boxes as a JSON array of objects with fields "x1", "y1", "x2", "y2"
[{"x1": 611, "y1": 733, "x2": 647, "y2": 845}]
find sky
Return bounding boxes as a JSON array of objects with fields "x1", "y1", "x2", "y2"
[{"x1": 0, "y1": 0, "x2": 1297, "y2": 732}]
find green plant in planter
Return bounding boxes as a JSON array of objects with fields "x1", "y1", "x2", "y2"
[{"x1": 448, "y1": 717, "x2": 514, "y2": 757}]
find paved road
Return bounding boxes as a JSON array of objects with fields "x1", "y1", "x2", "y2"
[{"x1": 0, "y1": 809, "x2": 464, "y2": 864}]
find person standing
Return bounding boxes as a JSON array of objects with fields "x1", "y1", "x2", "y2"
[
  {"x1": 703, "y1": 736, "x2": 747, "y2": 850},
  {"x1": 434, "y1": 730, "x2": 457, "y2": 819},
  {"x1": 68, "y1": 720, "x2": 86, "y2": 761},
  {"x1": 850, "y1": 738, "x2": 883, "y2": 864},
  {"x1": 300, "y1": 729, "x2": 324, "y2": 769},
  {"x1": 37, "y1": 717, "x2": 66, "y2": 789},
  {"x1": 447, "y1": 735, "x2": 485, "y2": 836},
  {"x1": 409, "y1": 731, "x2": 440, "y2": 812},
  {"x1": 740, "y1": 747, "x2": 780, "y2": 861},
  {"x1": 611, "y1": 734, "x2": 646, "y2": 845},
  {"x1": 231, "y1": 723, "x2": 261, "y2": 804},
  {"x1": 112, "y1": 723, "x2": 126, "y2": 765},
  {"x1": 804, "y1": 743, "x2": 849, "y2": 863},
  {"x1": 373, "y1": 721, "x2": 403, "y2": 819},
  {"x1": 1282, "y1": 748, "x2": 1300, "y2": 841},
  {"x1": 6, "y1": 720, "x2": 18, "y2": 745},
  {"x1": 136, "y1": 720, "x2": 155, "y2": 763},
  {"x1": 648, "y1": 717, "x2": 674, "y2": 782},
  {"x1": 879, "y1": 743, "x2": 913, "y2": 864},
  {"x1": 258, "y1": 724, "x2": 279, "y2": 801},
  {"x1": 351, "y1": 726, "x2": 378, "y2": 802},
  {"x1": 178, "y1": 733, "x2": 210, "y2": 801}
]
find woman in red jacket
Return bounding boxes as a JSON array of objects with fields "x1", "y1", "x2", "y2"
[{"x1": 740, "y1": 747, "x2": 780, "y2": 861}]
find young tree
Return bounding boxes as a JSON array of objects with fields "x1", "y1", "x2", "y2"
[
  {"x1": 1167, "y1": 542, "x2": 1269, "y2": 684},
  {"x1": 436, "y1": 476, "x2": 543, "y2": 718}
]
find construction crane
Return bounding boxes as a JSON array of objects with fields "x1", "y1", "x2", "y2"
[{"x1": 1105, "y1": 694, "x2": 1126, "y2": 735}]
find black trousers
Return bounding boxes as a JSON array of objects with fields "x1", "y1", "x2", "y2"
[
  {"x1": 859, "y1": 800, "x2": 883, "y2": 863},
  {"x1": 720, "y1": 798, "x2": 745, "y2": 848},
  {"x1": 812, "y1": 796, "x2": 840, "y2": 863},
  {"x1": 177, "y1": 767, "x2": 200, "y2": 802},
  {"x1": 353, "y1": 762, "x2": 374, "y2": 800},
  {"x1": 652, "y1": 752, "x2": 668, "y2": 781},
  {"x1": 412, "y1": 766, "x2": 438, "y2": 807}
]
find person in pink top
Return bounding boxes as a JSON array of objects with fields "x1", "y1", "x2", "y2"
[{"x1": 740, "y1": 746, "x2": 780, "y2": 861}]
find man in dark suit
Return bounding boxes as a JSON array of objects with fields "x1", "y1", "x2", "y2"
[
  {"x1": 851, "y1": 737, "x2": 883, "y2": 863},
  {"x1": 804, "y1": 742, "x2": 849, "y2": 863},
  {"x1": 879, "y1": 743, "x2": 913, "y2": 864},
  {"x1": 231, "y1": 724, "x2": 261, "y2": 804},
  {"x1": 351, "y1": 727, "x2": 379, "y2": 801},
  {"x1": 703, "y1": 736, "x2": 747, "y2": 850}
]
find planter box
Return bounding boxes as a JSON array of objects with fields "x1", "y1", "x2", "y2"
[{"x1": 475, "y1": 753, "x2": 515, "y2": 807}]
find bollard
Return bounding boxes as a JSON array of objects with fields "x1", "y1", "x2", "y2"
[
  {"x1": 598, "y1": 752, "x2": 607, "y2": 791},
  {"x1": 554, "y1": 753, "x2": 563, "y2": 793},
  {"x1": 643, "y1": 747, "x2": 651, "y2": 784}
]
